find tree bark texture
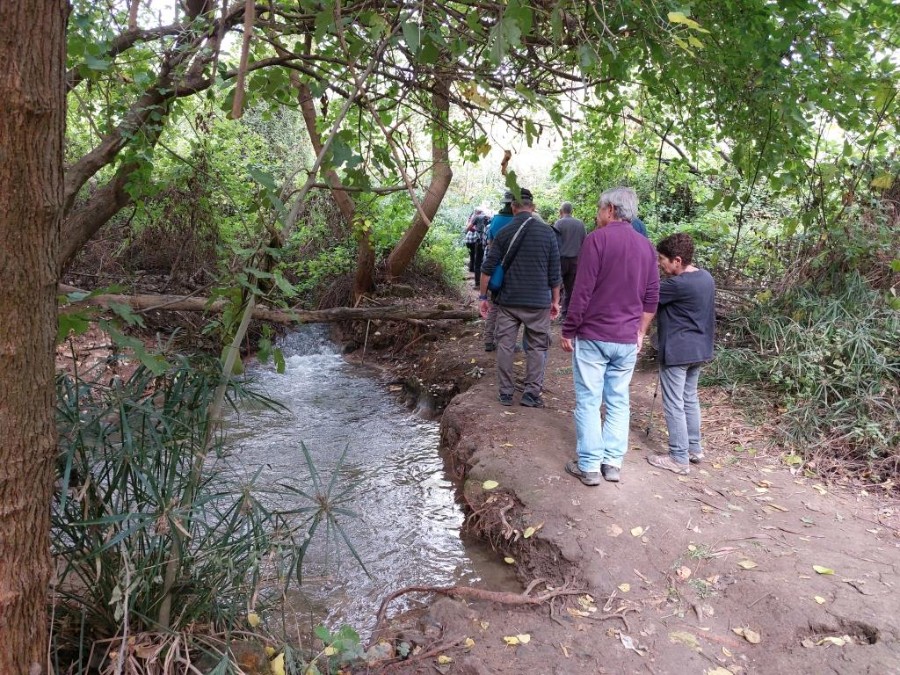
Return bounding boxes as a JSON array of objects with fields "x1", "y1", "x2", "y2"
[
  {"x1": 60, "y1": 287, "x2": 477, "y2": 324},
  {"x1": 385, "y1": 81, "x2": 453, "y2": 280},
  {"x1": 0, "y1": 2, "x2": 67, "y2": 673}
]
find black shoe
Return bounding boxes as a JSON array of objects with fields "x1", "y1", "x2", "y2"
[
  {"x1": 498, "y1": 393, "x2": 513, "y2": 406},
  {"x1": 565, "y1": 461, "x2": 601, "y2": 486},
  {"x1": 601, "y1": 464, "x2": 620, "y2": 483},
  {"x1": 520, "y1": 393, "x2": 545, "y2": 408},
  {"x1": 484, "y1": 343, "x2": 496, "y2": 352}
]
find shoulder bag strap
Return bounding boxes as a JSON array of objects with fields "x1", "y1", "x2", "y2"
[{"x1": 500, "y1": 217, "x2": 533, "y2": 270}]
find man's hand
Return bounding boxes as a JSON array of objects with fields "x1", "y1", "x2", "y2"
[
  {"x1": 550, "y1": 301, "x2": 560, "y2": 320},
  {"x1": 560, "y1": 336, "x2": 574, "y2": 352},
  {"x1": 479, "y1": 298, "x2": 490, "y2": 319},
  {"x1": 637, "y1": 330, "x2": 645, "y2": 354}
]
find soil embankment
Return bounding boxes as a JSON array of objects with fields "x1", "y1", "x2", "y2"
[{"x1": 355, "y1": 287, "x2": 900, "y2": 674}]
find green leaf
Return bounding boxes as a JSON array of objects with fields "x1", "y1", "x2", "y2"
[
  {"x1": 667, "y1": 11, "x2": 710, "y2": 33},
  {"x1": 504, "y1": 171, "x2": 520, "y2": 200},
  {"x1": 401, "y1": 21, "x2": 420, "y2": 54},
  {"x1": 889, "y1": 259, "x2": 900, "y2": 273},
  {"x1": 57, "y1": 312, "x2": 92, "y2": 342},
  {"x1": 274, "y1": 347, "x2": 286, "y2": 374},
  {"x1": 108, "y1": 301, "x2": 145, "y2": 328}
]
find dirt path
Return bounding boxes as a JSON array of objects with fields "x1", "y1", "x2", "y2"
[{"x1": 362, "y1": 289, "x2": 900, "y2": 674}]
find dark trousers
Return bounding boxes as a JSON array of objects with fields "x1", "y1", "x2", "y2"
[
  {"x1": 561, "y1": 256, "x2": 578, "y2": 315},
  {"x1": 466, "y1": 243, "x2": 477, "y2": 272},
  {"x1": 473, "y1": 242, "x2": 485, "y2": 287}
]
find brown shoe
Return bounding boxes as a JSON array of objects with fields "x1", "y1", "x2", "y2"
[{"x1": 647, "y1": 454, "x2": 690, "y2": 475}]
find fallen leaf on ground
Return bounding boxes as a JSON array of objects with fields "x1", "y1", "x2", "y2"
[
  {"x1": 271, "y1": 653, "x2": 285, "y2": 675},
  {"x1": 669, "y1": 631, "x2": 701, "y2": 650},
  {"x1": 503, "y1": 634, "x2": 531, "y2": 645},
  {"x1": 504, "y1": 556, "x2": 515, "y2": 564},
  {"x1": 812, "y1": 484, "x2": 827, "y2": 495},
  {"x1": 437, "y1": 655, "x2": 452, "y2": 664},
  {"x1": 813, "y1": 565, "x2": 835, "y2": 575},
  {"x1": 676, "y1": 565, "x2": 692, "y2": 580},
  {"x1": 464, "y1": 637, "x2": 475, "y2": 648},
  {"x1": 607, "y1": 524, "x2": 624, "y2": 537},
  {"x1": 631, "y1": 526, "x2": 645, "y2": 537},
  {"x1": 618, "y1": 583, "x2": 631, "y2": 593},
  {"x1": 817, "y1": 636, "x2": 850, "y2": 647},
  {"x1": 814, "y1": 596, "x2": 826, "y2": 604},
  {"x1": 737, "y1": 560, "x2": 758, "y2": 570},
  {"x1": 480, "y1": 620, "x2": 490, "y2": 630},
  {"x1": 482, "y1": 480, "x2": 499, "y2": 490},
  {"x1": 523, "y1": 526, "x2": 536, "y2": 538},
  {"x1": 707, "y1": 668, "x2": 734, "y2": 675},
  {"x1": 247, "y1": 611, "x2": 260, "y2": 628},
  {"x1": 733, "y1": 627, "x2": 761, "y2": 644}
]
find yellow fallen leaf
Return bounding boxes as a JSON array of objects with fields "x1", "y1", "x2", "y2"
[
  {"x1": 480, "y1": 620, "x2": 490, "y2": 630},
  {"x1": 812, "y1": 484, "x2": 827, "y2": 495},
  {"x1": 517, "y1": 634, "x2": 531, "y2": 644},
  {"x1": 817, "y1": 636, "x2": 847, "y2": 647},
  {"x1": 247, "y1": 612, "x2": 261, "y2": 628},
  {"x1": 265, "y1": 646, "x2": 276, "y2": 657},
  {"x1": 737, "y1": 560, "x2": 758, "y2": 569},
  {"x1": 630, "y1": 526, "x2": 644, "y2": 537},
  {"x1": 464, "y1": 637, "x2": 475, "y2": 648},
  {"x1": 618, "y1": 583, "x2": 631, "y2": 593},
  {"x1": 743, "y1": 628, "x2": 761, "y2": 644},
  {"x1": 323, "y1": 646, "x2": 337, "y2": 656},
  {"x1": 669, "y1": 630, "x2": 700, "y2": 650},
  {"x1": 523, "y1": 526, "x2": 536, "y2": 538},
  {"x1": 271, "y1": 653, "x2": 285, "y2": 675},
  {"x1": 676, "y1": 565, "x2": 692, "y2": 580},
  {"x1": 813, "y1": 565, "x2": 835, "y2": 575},
  {"x1": 504, "y1": 557, "x2": 515, "y2": 564},
  {"x1": 482, "y1": 480, "x2": 499, "y2": 490},
  {"x1": 707, "y1": 668, "x2": 734, "y2": 675},
  {"x1": 814, "y1": 596, "x2": 826, "y2": 604},
  {"x1": 470, "y1": 358, "x2": 476, "y2": 364},
  {"x1": 437, "y1": 655, "x2": 452, "y2": 664},
  {"x1": 503, "y1": 636, "x2": 520, "y2": 645}
]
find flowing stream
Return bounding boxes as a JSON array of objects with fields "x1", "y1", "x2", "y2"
[{"x1": 223, "y1": 326, "x2": 514, "y2": 633}]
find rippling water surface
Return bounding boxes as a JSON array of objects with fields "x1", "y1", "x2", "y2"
[{"x1": 223, "y1": 327, "x2": 513, "y2": 632}]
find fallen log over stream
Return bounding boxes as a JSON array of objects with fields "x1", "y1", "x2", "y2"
[{"x1": 59, "y1": 285, "x2": 479, "y2": 324}]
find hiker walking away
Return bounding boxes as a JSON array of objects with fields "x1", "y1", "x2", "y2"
[
  {"x1": 552, "y1": 201, "x2": 587, "y2": 321},
  {"x1": 560, "y1": 187, "x2": 659, "y2": 485},
  {"x1": 464, "y1": 213, "x2": 479, "y2": 273},
  {"x1": 646, "y1": 233, "x2": 716, "y2": 475},
  {"x1": 469, "y1": 208, "x2": 490, "y2": 289},
  {"x1": 482, "y1": 192, "x2": 516, "y2": 352},
  {"x1": 479, "y1": 188, "x2": 561, "y2": 407}
]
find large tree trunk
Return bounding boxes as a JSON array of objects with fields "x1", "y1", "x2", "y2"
[
  {"x1": 385, "y1": 82, "x2": 453, "y2": 280},
  {"x1": 0, "y1": 1, "x2": 67, "y2": 673}
]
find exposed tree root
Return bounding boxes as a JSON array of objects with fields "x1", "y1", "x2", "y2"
[{"x1": 370, "y1": 581, "x2": 585, "y2": 646}]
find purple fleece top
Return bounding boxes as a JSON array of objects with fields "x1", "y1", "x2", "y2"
[{"x1": 562, "y1": 221, "x2": 660, "y2": 344}]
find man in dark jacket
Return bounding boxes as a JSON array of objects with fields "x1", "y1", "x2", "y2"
[
  {"x1": 646, "y1": 233, "x2": 716, "y2": 475},
  {"x1": 479, "y1": 188, "x2": 561, "y2": 408},
  {"x1": 552, "y1": 201, "x2": 587, "y2": 320}
]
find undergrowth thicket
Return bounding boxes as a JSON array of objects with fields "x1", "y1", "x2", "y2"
[{"x1": 706, "y1": 274, "x2": 900, "y2": 484}]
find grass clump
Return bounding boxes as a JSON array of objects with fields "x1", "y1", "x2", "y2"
[
  {"x1": 706, "y1": 273, "x2": 900, "y2": 485},
  {"x1": 51, "y1": 358, "x2": 362, "y2": 673}
]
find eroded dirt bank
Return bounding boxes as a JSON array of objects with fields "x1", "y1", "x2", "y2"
[{"x1": 353, "y1": 293, "x2": 900, "y2": 674}]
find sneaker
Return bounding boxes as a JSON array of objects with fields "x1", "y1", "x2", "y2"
[
  {"x1": 498, "y1": 393, "x2": 513, "y2": 406},
  {"x1": 688, "y1": 451, "x2": 705, "y2": 464},
  {"x1": 484, "y1": 343, "x2": 496, "y2": 352},
  {"x1": 647, "y1": 454, "x2": 690, "y2": 475},
  {"x1": 565, "y1": 461, "x2": 601, "y2": 487},
  {"x1": 520, "y1": 393, "x2": 545, "y2": 408},
  {"x1": 601, "y1": 464, "x2": 621, "y2": 482}
]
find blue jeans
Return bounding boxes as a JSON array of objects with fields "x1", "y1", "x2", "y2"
[
  {"x1": 572, "y1": 339, "x2": 638, "y2": 472},
  {"x1": 659, "y1": 363, "x2": 702, "y2": 464}
]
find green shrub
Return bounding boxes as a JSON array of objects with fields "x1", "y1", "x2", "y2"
[{"x1": 708, "y1": 274, "x2": 900, "y2": 481}]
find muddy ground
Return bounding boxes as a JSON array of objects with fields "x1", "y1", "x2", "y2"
[{"x1": 345, "y1": 281, "x2": 900, "y2": 675}]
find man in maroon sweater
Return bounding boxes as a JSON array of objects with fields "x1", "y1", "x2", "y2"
[{"x1": 560, "y1": 187, "x2": 659, "y2": 484}]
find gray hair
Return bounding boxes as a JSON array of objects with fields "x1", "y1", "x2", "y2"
[
  {"x1": 560, "y1": 201, "x2": 573, "y2": 215},
  {"x1": 598, "y1": 187, "x2": 638, "y2": 222}
]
